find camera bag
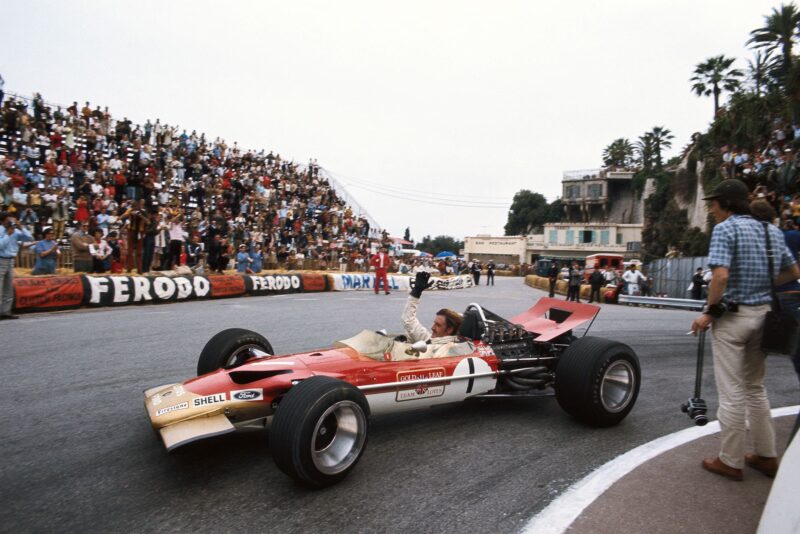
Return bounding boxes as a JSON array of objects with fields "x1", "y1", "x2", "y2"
[{"x1": 761, "y1": 222, "x2": 799, "y2": 355}]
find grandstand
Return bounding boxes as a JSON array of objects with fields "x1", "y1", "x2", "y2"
[{"x1": 0, "y1": 89, "x2": 385, "y2": 273}]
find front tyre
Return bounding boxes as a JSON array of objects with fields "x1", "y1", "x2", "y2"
[
  {"x1": 555, "y1": 336, "x2": 640, "y2": 427},
  {"x1": 270, "y1": 376, "x2": 369, "y2": 488},
  {"x1": 197, "y1": 328, "x2": 274, "y2": 376}
]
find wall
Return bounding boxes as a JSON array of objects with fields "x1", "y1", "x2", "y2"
[{"x1": 463, "y1": 236, "x2": 526, "y2": 262}]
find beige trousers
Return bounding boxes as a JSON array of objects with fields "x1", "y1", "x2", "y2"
[{"x1": 711, "y1": 303, "x2": 776, "y2": 468}]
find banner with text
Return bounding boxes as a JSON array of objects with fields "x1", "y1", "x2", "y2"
[
  {"x1": 328, "y1": 273, "x2": 412, "y2": 291},
  {"x1": 13, "y1": 272, "x2": 334, "y2": 313}
]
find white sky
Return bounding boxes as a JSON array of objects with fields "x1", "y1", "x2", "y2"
[{"x1": 1, "y1": 0, "x2": 781, "y2": 241}]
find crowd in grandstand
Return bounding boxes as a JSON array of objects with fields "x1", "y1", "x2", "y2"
[
  {"x1": 718, "y1": 116, "x2": 800, "y2": 227},
  {"x1": 0, "y1": 89, "x2": 385, "y2": 275}
]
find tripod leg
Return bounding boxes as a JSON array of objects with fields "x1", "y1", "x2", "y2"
[{"x1": 694, "y1": 330, "x2": 705, "y2": 399}]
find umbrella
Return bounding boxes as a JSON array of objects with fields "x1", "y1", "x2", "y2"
[{"x1": 434, "y1": 251, "x2": 456, "y2": 258}]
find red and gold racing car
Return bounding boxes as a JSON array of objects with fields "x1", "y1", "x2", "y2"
[{"x1": 144, "y1": 297, "x2": 640, "y2": 488}]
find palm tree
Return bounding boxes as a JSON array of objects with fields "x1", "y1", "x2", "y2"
[
  {"x1": 747, "y1": 49, "x2": 776, "y2": 95},
  {"x1": 690, "y1": 55, "x2": 743, "y2": 117},
  {"x1": 649, "y1": 126, "x2": 674, "y2": 170},
  {"x1": 602, "y1": 138, "x2": 635, "y2": 168},
  {"x1": 636, "y1": 133, "x2": 655, "y2": 172},
  {"x1": 747, "y1": 3, "x2": 800, "y2": 78}
]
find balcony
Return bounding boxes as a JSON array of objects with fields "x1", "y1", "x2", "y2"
[{"x1": 562, "y1": 168, "x2": 602, "y2": 182}]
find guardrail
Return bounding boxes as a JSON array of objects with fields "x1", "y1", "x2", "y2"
[{"x1": 618, "y1": 295, "x2": 704, "y2": 310}]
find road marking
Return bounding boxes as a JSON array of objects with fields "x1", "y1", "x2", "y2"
[{"x1": 522, "y1": 405, "x2": 800, "y2": 534}]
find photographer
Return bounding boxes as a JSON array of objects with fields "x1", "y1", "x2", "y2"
[
  {"x1": 691, "y1": 180, "x2": 800, "y2": 481},
  {"x1": 0, "y1": 211, "x2": 33, "y2": 319}
]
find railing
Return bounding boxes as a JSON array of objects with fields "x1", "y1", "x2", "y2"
[
  {"x1": 562, "y1": 168, "x2": 602, "y2": 181},
  {"x1": 309, "y1": 165, "x2": 382, "y2": 236},
  {"x1": 618, "y1": 294, "x2": 704, "y2": 310}
]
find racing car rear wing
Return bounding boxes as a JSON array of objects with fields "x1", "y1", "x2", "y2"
[{"x1": 509, "y1": 298, "x2": 600, "y2": 342}]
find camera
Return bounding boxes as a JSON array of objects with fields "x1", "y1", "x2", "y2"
[
  {"x1": 702, "y1": 298, "x2": 738, "y2": 318},
  {"x1": 681, "y1": 397, "x2": 708, "y2": 426}
]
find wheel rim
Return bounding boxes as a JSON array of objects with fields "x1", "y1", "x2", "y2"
[
  {"x1": 600, "y1": 359, "x2": 636, "y2": 413},
  {"x1": 225, "y1": 344, "x2": 268, "y2": 367},
  {"x1": 311, "y1": 400, "x2": 367, "y2": 475}
]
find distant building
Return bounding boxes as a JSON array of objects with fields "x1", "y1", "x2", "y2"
[
  {"x1": 464, "y1": 167, "x2": 644, "y2": 264},
  {"x1": 561, "y1": 168, "x2": 641, "y2": 223}
]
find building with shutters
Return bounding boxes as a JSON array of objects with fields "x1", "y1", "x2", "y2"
[{"x1": 464, "y1": 168, "x2": 644, "y2": 264}]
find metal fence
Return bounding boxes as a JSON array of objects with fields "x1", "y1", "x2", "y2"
[{"x1": 647, "y1": 256, "x2": 708, "y2": 299}]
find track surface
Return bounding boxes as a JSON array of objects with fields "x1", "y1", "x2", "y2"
[{"x1": 2, "y1": 278, "x2": 798, "y2": 533}]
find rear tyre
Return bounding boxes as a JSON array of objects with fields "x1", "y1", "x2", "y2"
[
  {"x1": 555, "y1": 336, "x2": 640, "y2": 427},
  {"x1": 270, "y1": 376, "x2": 369, "y2": 488},
  {"x1": 197, "y1": 328, "x2": 274, "y2": 376}
]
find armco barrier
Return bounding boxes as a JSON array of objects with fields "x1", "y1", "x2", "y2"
[{"x1": 12, "y1": 273, "x2": 329, "y2": 313}]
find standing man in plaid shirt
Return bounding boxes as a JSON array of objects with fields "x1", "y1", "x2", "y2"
[{"x1": 691, "y1": 179, "x2": 800, "y2": 481}]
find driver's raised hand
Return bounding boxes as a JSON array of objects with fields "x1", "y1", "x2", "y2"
[{"x1": 411, "y1": 271, "x2": 432, "y2": 299}]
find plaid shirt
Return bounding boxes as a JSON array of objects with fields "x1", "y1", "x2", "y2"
[{"x1": 708, "y1": 215, "x2": 796, "y2": 305}]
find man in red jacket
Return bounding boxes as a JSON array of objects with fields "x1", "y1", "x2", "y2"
[{"x1": 370, "y1": 246, "x2": 392, "y2": 295}]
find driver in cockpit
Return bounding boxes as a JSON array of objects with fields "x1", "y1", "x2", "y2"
[{"x1": 402, "y1": 272, "x2": 464, "y2": 356}]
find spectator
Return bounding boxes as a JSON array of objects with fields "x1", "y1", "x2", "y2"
[
  {"x1": 548, "y1": 262, "x2": 559, "y2": 298},
  {"x1": 106, "y1": 231, "x2": 122, "y2": 273},
  {"x1": 566, "y1": 262, "x2": 583, "y2": 302},
  {"x1": 470, "y1": 260, "x2": 481, "y2": 285},
  {"x1": 166, "y1": 212, "x2": 185, "y2": 269},
  {"x1": 91, "y1": 229, "x2": 111, "y2": 273},
  {"x1": 70, "y1": 221, "x2": 94, "y2": 272},
  {"x1": 486, "y1": 259, "x2": 496, "y2": 286},
  {"x1": 185, "y1": 234, "x2": 202, "y2": 269},
  {"x1": 622, "y1": 264, "x2": 644, "y2": 295},
  {"x1": 250, "y1": 244, "x2": 264, "y2": 273},
  {"x1": 588, "y1": 264, "x2": 604, "y2": 303},
  {"x1": 49, "y1": 191, "x2": 70, "y2": 240},
  {"x1": 690, "y1": 267, "x2": 705, "y2": 301},
  {"x1": 370, "y1": 246, "x2": 392, "y2": 295},
  {"x1": 0, "y1": 212, "x2": 33, "y2": 319},
  {"x1": 32, "y1": 227, "x2": 59, "y2": 275},
  {"x1": 207, "y1": 234, "x2": 228, "y2": 273},
  {"x1": 235, "y1": 244, "x2": 252, "y2": 273}
]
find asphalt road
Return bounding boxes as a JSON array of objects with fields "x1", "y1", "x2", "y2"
[{"x1": 2, "y1": 278, "x2": 798, "y2": 533}]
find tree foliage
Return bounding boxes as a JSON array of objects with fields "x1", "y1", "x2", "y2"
[
  {"x1": 403, "y1": 227, "x2": 411, "y2": 241},
  {"x1": 602, "y1": 138, "x2": 635, "y2": 167},
  {"x1": 747, "y1": 3, "x2": 800, "y2": 79},
  {"x1": 690, "y1": 55, "x2": 743, "y2": 117},
  {"x1": 504, "y1": 190, "x2": 562, "y2": 235},
  {"x1": 415, "y1": 235, "x2": 463, "y2": 255},
  {"x1": 649, "y1": 126, "x2": 674, "y2": 170},
  {"x1": 747, "y1": 49, "x2": 776, "y2": 95}
]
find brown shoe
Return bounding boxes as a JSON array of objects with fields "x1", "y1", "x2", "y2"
[
  {"x1": 745, "y1": 453, "x2": 778, "y2": 478},
  {"x1": 702, "y1": 457, "x2": 743, "y2": 481}
]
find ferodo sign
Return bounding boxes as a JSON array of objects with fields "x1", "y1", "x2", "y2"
[
  {"x1": 82, "y1": 275, "x2": 212, "y2": 306},
  {"x1": 243, "y1": 274, "x2": 302, "y2": 295}
]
